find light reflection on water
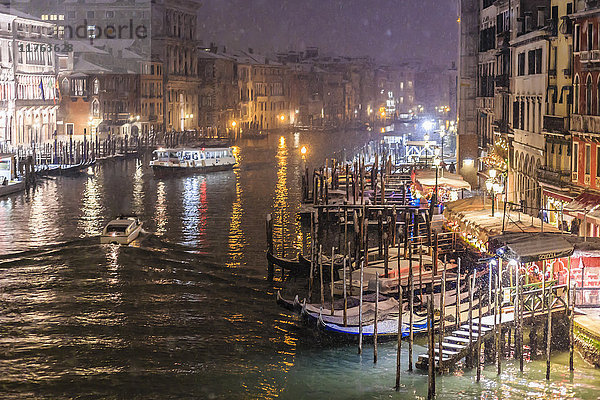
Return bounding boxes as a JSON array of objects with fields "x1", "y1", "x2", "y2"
[
  {"x1": 227, "y1": 146, "x2": 245, "y2": 268},
  {"x1": 0, "y1": 131, "x2": 598, "y2": 399},
  {"x1": 79, "y1": 170, "x2": 104, "y2": 237},
  {"x1": 155, "y1": 180, "x2": 167, "y2": 236}
]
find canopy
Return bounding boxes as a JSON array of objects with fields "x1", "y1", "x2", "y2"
[
  {"x1": 413, "y1": 169, "x2": 471, "y2": 190},
  {"x1": 564, "y1": 191, "x2": 600, "y2": 222},
  {"x1": 490, "y1": 232, "x2": 574, "y2": 263}
]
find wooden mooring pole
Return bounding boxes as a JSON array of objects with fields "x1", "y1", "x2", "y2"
[
  {"x1": 266, "y1": 214, "x2": 274, "y2": 281},
  {"x1": 427, "y1": 298, "x2": 435, "y2": 399},
  {"x1": 374, "y1": 273, "x2": 379, "y2": 364},
  {"x1": 546, "y1": 279, "x2": 553, "y2": 381},
  {"x1": 476, "y1": 287, "x2": 482, "y2": 382},
  {"x1": 408, "y1": 240, "x2": 414, "y2": 371},
  {"x1": 358, "y1": 261, "x2": 364, "y2": 355},
  {"x1": 319, "y1": 245, "x2": 324, "y2": 307},
  {"x1": 568, "y1": 256, "x2": 574, "y2": 372},
  {"x1": 395, "y1": 274, "x2": 403, "y2": 391},
  {"x1": 517, "y1": 262, "x2": 524, "y2": 372},
  {"x1": 456, "y1": 257, "x2": 461, "y2": 330},
  {"x1": 309, "y1": 213, "x2": 315, "y2": 302},
  {"x1": 438, "y1": 264, "x2": 446, "y2": 371},
  {"x1": 497, "y1": 258, "x2": 502, "y2": 375},
  {"x1": 343, "y1": 255, "x2": 348, "y2": 326},
  {"x1": 330, "y1": 247, "x2": 335, "y2": 316},
  {"x1": 467, "y1": 275, "x2": 474, "y2": 368}
]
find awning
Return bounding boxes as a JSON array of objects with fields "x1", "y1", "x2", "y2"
[
  {"x1": 413, "y1": 169, "x2": 471, "y2": 190},
  {"x1": 490, "y1": 232, "x2": 574, "y2": 263},
  {"x1": 564, "y1": 191, "x2": 600, "y2": 221},
  {"x1": 542, "y1": 189, "x2": 575, "y2": 203}
]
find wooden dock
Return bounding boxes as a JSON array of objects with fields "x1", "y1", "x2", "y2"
[{"x1": 416, "y1": 283, "x2": 569, "y2": 371}]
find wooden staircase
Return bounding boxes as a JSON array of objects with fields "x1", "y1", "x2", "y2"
[{"x1": 416, "y1": 315, "x2": 498, "y2": 370}]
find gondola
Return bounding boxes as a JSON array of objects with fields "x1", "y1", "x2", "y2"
[
  {"x1": 316, "y1": 311, "x2": 429, "y2": 342},
  {"x1": 276, "y1": 291, "x2": 303, "y2": 311},
  {"x1": 267, "y1": 252, "x2": 305, "y2": 275}
]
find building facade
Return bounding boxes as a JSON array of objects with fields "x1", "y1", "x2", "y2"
[{"x1": 0, "y1": 9, "x2": 58, "y2": 148}]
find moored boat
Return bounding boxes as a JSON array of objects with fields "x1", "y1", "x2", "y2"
[
  {"x1": 150, "y1": 147, "x2": 236, "y2": 175},
  {"x1": 317, "y1": 311, "x2": 429, "y2": 342}
]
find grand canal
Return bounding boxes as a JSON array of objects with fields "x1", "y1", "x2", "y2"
[{"x1": 1, "y1": 130, "x2": 599, "y2": 399}]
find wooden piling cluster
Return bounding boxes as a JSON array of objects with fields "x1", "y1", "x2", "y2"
[{"x1": 269, "y1": 144, "x2": 578, "y2": 396}]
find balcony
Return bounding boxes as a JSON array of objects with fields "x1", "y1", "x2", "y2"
[
  {"x1": 496, "y1": 31, "x2": 510, "y2": 48},
  {"x1": 493, "y1": 119, "x2": 509, "y2": 133},
  {"x1": 580, "y1": 51, "x2": 590, "y2": 62},
  {"x1": 537, "y1": 166, "x2": 572, "y2": 187},
  {"x1": 571, "y1": 114, "x2": 600, "y2": 133},
  {"x1": 543, "y1": 115, "x2": 569, "y2": 133},
  {"x1": 495, "y1": 74, "x2": 509, "y2": 88}
]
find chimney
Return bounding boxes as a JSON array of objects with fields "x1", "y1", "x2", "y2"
[
  {"x1": 537, "y1": 7, "x2": 546, "y2": 28},
  {"x1": 524, "y1": 11, "x2": 533, "y2": 32}
]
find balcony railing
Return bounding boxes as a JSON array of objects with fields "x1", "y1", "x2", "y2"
[
  {"x1": 495, "y1": 74, "x2": 509, "y2": 88},
  {"x1": 543, "y1": 115, "x2": 569, "y2": 133},
  {"x1": 537, "y1": 166, "x2": 572, "y2": 187},
  {"x1": 571, "y1": 114, "x2": 600, "y2": 132}
]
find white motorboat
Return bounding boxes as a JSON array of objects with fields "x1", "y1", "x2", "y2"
[
  {"x1": 100, "y1": 216, "x2": 143, "y2": 245},
  {"x1": 149, "y1": 147, "x2": 236, "y2": 175}
]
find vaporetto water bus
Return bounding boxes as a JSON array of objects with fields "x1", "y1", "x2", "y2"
[{"x1": 150, "y1": 147, "x2": 236, "y2": 175}]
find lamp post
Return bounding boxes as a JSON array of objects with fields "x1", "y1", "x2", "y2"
[
  {"x1": 433, "y1": 157, "x2": 440, "y2": 214},
  {"x1": 301, "y1": 146, "x2": 308, "y2": 201},
  {"x1": 486, "y1": 169, "x2": 504, "y2": 217},
  {"x1": 231, "y1": 120, "x2": 237, "y2": 139},
  {"x1": 424, "y1": 132, "x2": 430, "y2": 166},
  {"x1": 440, "y1": 129, "x2": 446, "y2": 165}
]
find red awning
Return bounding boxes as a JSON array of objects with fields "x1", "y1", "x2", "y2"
[
  {"x1": 582, "y1": 257, "x2": 600, "y2": 268},
  {"x1": 542, "y1": 189, "x2": 574, "y2": 203},
  {"x1": 564, "y1": 191, "x2": 600, "y2": 221}
]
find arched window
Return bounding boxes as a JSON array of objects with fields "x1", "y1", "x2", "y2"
[
  {"x1": 574, "y1": 75, "x2": 580, "y2": 114},
  {"x1": 597, "y1": 76, "x2": 600, "y2": 115},
  {"x1": 91, "y1": 99, "x2": 99, "y2": 117},
  {"x1": 93, "y1": 78, "x2": 99, "y2": 95},
  {"x1": 586, "y1": 74, "x2": 593, "y2": 115}
]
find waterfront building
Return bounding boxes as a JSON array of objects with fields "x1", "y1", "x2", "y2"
[
  {"x1": 197, "y1": 46, "x2": 239, "y2": 136},
  {"x1": 151, "y1": 0, "x2": 200, "y2": 132},
  {"x1": 0, "y1": 8, "x2": 58, "y2": 148},
  {"x1": 139, "y1": 60, "x2": 164, "y2": 138},
  {"x1": 539, "y1": 0, "x2": 576, "y2": 229},
  {"x1": 510, "y1": 22, "x2": 549, "y2": 215},
  {"x1": 566, "y1": 1, "x2": 600, "y2": 238},
  {"x1": 375, "y1": 65, "x2": 416, "y2": 119}
]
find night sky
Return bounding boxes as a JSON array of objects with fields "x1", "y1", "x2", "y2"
[{"x1": 197, "y1": 0, "x2": 459, "y2": 66}]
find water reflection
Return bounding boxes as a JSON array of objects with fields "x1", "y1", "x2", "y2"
[
  {"x1": 79, "y1": 168, "x2": 104, "y2": 236},
  {"x1": 132, "y1": 159, "x2": 144, "y2": 216},
  {"x1": 155, "y1": 180, "x2": 167, "y2": 236},
  {"x1": 273, "y1": 136, "x2": 289, "y2": 256},
  {"x1": 227, "y1": 146, "x2": 244, "y2": 268}
]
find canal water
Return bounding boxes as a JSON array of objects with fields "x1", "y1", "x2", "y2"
[{"x1": 0, "y1": 130, "x2": 599, "y2": 399}]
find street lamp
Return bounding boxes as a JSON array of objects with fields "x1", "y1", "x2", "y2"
[
  {"x1": 432, "y1": 157, "x2": 441, "y2": 214},
  {"x1": 486, "y1": 170, "x2": 504, "y2": 217},
  {"x1": 440, "y1": 129, "x2": 446, "y2": 164},
  {"x1": 424, "y1": 132, "x2": 430, "y2": 166}
]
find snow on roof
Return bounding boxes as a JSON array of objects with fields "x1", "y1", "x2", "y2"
[{"x1": 73, "y1": 58, "x2": 110, "y2": 73}]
